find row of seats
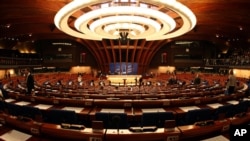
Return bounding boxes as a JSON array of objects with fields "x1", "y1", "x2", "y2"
[
  {"x1": 10, "y1": 72, "x2": 241, "y2": 93},
  {"x1": 0, "y1": 73, "x2": 249, "y2": 141},
  {"x1": 2, "y1": 110, "x2": 248, "y2": 141},
  {"x1": 6, "y1": 90, "x2": 246, "y2": 108},
  {"x1": 1, "y1": 98, "x2": 249, "y2": 128},
  {"x1": 32, "y1": 88, "x2": 226, "y2": 99}
]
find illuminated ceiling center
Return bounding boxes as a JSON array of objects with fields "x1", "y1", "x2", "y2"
[{"x1": 54, "y1": 0, "x2": 196, "y2": 41}]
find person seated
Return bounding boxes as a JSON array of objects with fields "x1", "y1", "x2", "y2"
[
  {"x1": 68, "y1": 80, "x2": 73, "y2": 86},
  {"x1": 168, "y1": 75, "x2": 177, "y2": 85},
  {"x1": 77, "y1": 74, "x2": 82, "y2": 83},
  {"x1": 194, "y1": 74, "x2": 201, "y2": 85},
  {"x1": 90, "y1": 80, "x2": 94, "y2": 86},
  {"x1": 149, "y1": 72, "x2": 154, "y2": 78},
  {"x1": 56, "y1": 80, "x2": 62, "y2": 86}
]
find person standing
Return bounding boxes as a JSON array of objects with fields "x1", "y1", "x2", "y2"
[
  {"x1": 245, "y1": 76, "x2": 250, "y2": 96},
  {"x1": 226, "y1": 70, "x2": 237, "y2": 95},
  {"x1": 25, "y1": 68, "x2": 34, "y2": 95},
  {"x1": 139, "y1": 77, "x2": 143, "y2": 86}
]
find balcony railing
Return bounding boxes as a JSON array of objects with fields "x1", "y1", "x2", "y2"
[
  {"x1": 0, "y1": 57, "x2": 42, "y2": 68},
  {"x1": 204, "y1": 59, "x2": 250, "y2": 68}
]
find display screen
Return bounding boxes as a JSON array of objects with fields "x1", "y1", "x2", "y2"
[{"x1": 109, "y1": 62, "x2": 138, "y2": 75}]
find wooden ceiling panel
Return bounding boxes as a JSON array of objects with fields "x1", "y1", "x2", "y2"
[{"x1": 0, "y1": 0, "x2": 250, "y2": 72}]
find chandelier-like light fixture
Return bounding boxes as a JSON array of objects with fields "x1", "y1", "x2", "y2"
[{"x1": 54, "y1": 0, "x2": 196, "y2": 41}]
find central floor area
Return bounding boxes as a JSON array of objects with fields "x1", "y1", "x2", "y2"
[{"x1": 106, "y1": 75, "x2": 141, "y2": 86}]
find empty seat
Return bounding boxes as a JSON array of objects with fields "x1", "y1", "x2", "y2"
[
  {"x1": 43, "y1": 109, "x2": 78, "y2": 124},
  {"x1": 20, "y1": 105, "x2": 42, "y2": 120},
  {"x1": 213, "y1": 104, "x2": 235, "y2": 120},
  {"x1": 0, "y1": 100, "x2": 6, "y2": 112},
  {"x1": 141, "y1": 112, "x2": 158, "y2": 127},
  {"x1": 158, "y1": 112, "x2": 175, "y2": 128},
  {"x1": 180, "y1": 108, "x2": 212, "y2": 125},
  {"x1": 234, "y1": 100, "x2": 250, "y2": 114},
  {"x1": 6, "y1": 103, "x2": 22, "y2": 117},
  {"x1": 142, "y1": 112, "x2": 175, "y2": 127},
  {"x1": 95, "y1": 112, "x2": 128, "y2": 129}
]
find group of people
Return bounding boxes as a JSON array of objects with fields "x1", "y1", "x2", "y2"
[
  {"x1": 193, "y1": 70, "x2": 238, "y2": 95},
  {"x1": 166, "y1": 70, "x2": 240, "y2": 96},
  {"x1": 2, "y1": 67, "x2": 248, "y2": 98}
]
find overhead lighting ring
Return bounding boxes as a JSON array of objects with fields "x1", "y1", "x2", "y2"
[{"x1": 54, "y1": 0, "x2": 196, "y2": 40}]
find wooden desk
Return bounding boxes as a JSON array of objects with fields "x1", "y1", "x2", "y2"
[
  {"x1": 89, "y1": 107, "x2": 133, "y2": 121},
  {"x1": 94, "y1": 99, "x2": 133, "y2": 108},
  {"x1": 41, "y1": 123, "x2": 104, "y2": 141},
  {"x1": 1, "y1": 113, "x2": 41, "y2": 135},
  {"x1": 106, "y1": 127, "x2": 180, "y2": 141},
  {"x1": 132, "y1": 99, "x2": 164, "y2": 108},
  {"x1": 230, "y1": 112, "x2": 250, "y2": 125},
  {"x1": 174, "y1": 105, "x2": 201, "y2": 119},
  {"x1": 133, "y1": 108, "x2": 176, "y2": 116},
  {"x1": 178, "y1": 119, "x2": 231, "y2": 140}
]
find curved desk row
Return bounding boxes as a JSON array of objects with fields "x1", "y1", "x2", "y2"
[
  {"x1": 6, "y1": 91, "x2": 245, "y2": 109},
  {"x1": 1, "y1": 112, "x2": 250, "y2": 141},
  {"x1": 32, "y1": 88, "x2": 226, "y2": 100},
  {"x1": 2, "y1": 94, "x2": 249, "y2": 127}
]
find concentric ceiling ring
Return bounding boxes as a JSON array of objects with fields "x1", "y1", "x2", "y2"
[
  {"x1": 54, "y1": 0, "x2": 196, "y2": 41},
  {"x1": 87, "y1": 16, "x2": 162, "y2": 39},
  {"x1": 104, "y1": 23, "x2": 145, "y2": 36}
]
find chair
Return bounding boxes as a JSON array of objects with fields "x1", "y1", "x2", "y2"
[
  {"x1": 95, "y1": 112, "x2": 109, "y2": 128},
  {"x1": 234, "y1": 100, "x2": 250, "y2": 114},
  {"x1": 95, "y1": 112, "x2": 128, "y2": 129},
  {"x1": 141, "y1": 112, "x2": 158, "y2": 127},
  {"x1": 180, "y1": 108, "x2": 212, "y2": 125},
  {"x1": 6, "y1": 103, "x2": 22, "y2": 117},
  {"x1": 142, "y1": 112, "x2": 175, "y2": 127},
  {"x1": 0, "y1": 100, "x2": 6, "y2": 112},
  {"x1": 158, "y1": 112, "x2": 175, "y2": 128},
  {"x1": 43, "y1": 109, "x2": 78, "y2": 124},
  {"x1": 20, "y1": 105, "x2": 42, "y2": 120},
  {"x1": 213, "y1": 104, "x2": 235, "y2": 120}
]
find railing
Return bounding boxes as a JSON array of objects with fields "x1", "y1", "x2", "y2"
[
  {"x1": 0, "y1": 57, "x2": 42, "y2": 67},
  {"x1": 204, "y1": 59, "x2": 250, "y2": 68}
]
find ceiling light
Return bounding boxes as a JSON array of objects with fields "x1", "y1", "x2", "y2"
[{"x1": 54, "y1": 0, "x2": 196, "y2": 41}]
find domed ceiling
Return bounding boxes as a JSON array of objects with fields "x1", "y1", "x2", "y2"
[{"x1": 0, "y1": 0, "x2": 250, "y2": 71}]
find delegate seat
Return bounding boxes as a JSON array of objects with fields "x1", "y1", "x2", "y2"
[
  {"x1": 20, "y1": 105, "x2": 42, "y2": 121},
  {"x1": 141, "y1": 112, "x2": 158, "y2": 127},
  {"x1": 6, "y1": 103, "x2": 22, "y2": 117},
  {"x1": 43, "y1": 109, "x2": 78, "y2": 124},
  {"x1": 95, "y1": 112, "x2": 128, "y2": 129},
  {"x1": 0, "y1": 100, "x2": 6, "y2": 112},
  {"x1": 179, "y1": 108, "x2": 212, "y2": 125},
  {"x1": 235, "y1": 100, "x2": 250, "y2": 113},
  {"x1": 141, "y1": 112, "x2": 175, "y2": 128},
  {"x1": 212, "y1": 104, "x2": 235, "y2": 120}
]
